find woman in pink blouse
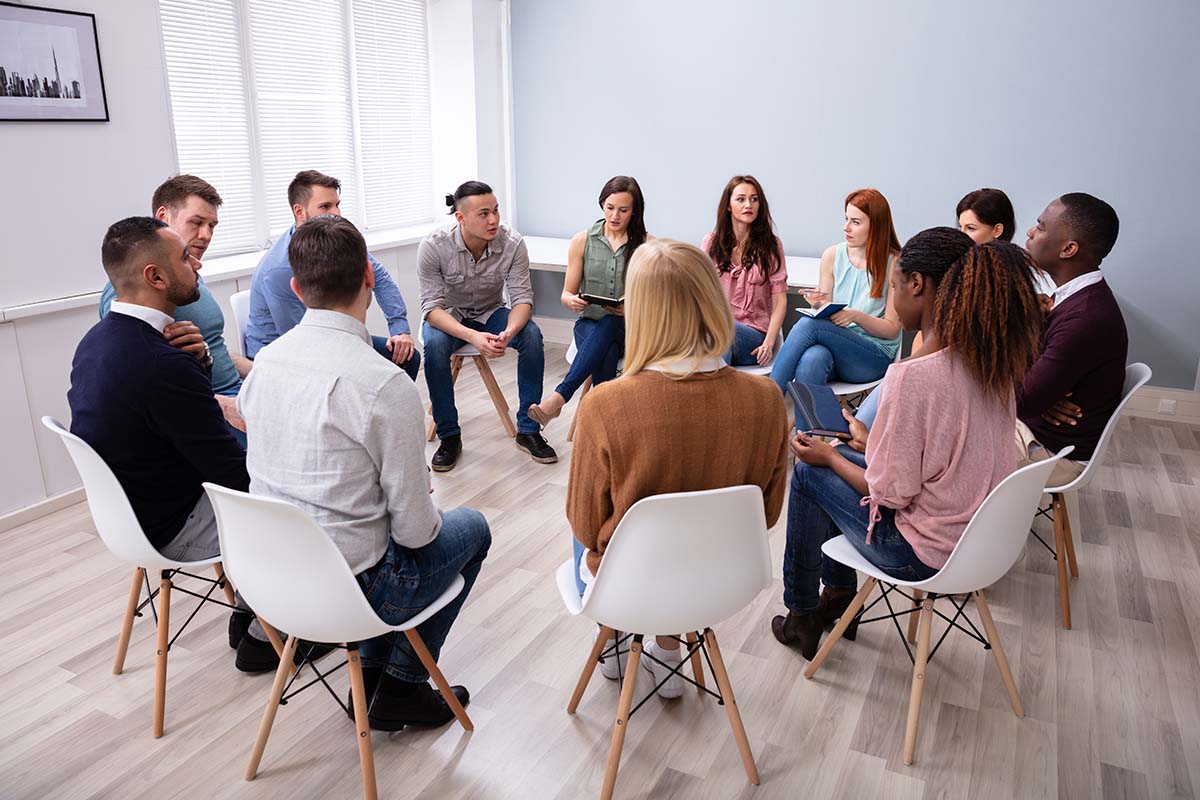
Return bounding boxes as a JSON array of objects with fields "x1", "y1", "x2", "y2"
[
  {"x1": 772, "y1": 230, "x2": 1045, "y2": 660},
  {"x1": 702, "y1": 175, "x2": 788, "y2": 367}
]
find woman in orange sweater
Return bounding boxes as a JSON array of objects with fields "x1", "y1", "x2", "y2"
[{"x1": 566, "y1": 239, "x2": 789, "y2": 698}]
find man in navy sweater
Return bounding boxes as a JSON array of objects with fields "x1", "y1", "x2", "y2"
[
  {"x1": 69, "y1": 217, "x2": 305, "y2": 672},
  {"x1": 1018, "y1": 193, "x2": 1128, "y2": 485}
]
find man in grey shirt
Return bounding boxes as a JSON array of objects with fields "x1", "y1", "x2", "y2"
[
  {"x1": 239, "y1": 215, "x2": 491, "y2": 730},
  {"x1": 418, "y1": 180, "x2": 557, "y2": 471}
]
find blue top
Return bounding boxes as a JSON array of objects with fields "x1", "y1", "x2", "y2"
[
  {"x1": 831, "y1": 242, "x2": 901, "y2": 358},
  {"x1": 68, "y1": 312, "x2": 249, "y2": 550},
  {"x1": 244, "y1": 224, "x2": 411, "y2": 358},
  {"x1": 99, "y1": 275, "x2": 242, "y2": 395}
]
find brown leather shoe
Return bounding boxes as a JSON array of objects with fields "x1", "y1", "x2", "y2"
[
  {"x1": 817, "y1": 587, "x2": 860, "y2": 641},
  {"x1": 771, "y1": 611, "x2": 823, "y2": 660}
]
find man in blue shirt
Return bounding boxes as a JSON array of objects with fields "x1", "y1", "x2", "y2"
[
  {"x1": 98, "y1": 175, "x2": 251, "y2": 447},
  {"x1": 244, "y1": 170, "x2": 419, "y2": 380}
]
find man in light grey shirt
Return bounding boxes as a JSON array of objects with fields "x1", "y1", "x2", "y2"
[
  {"x1": 418, "y1": 179, "x2": 557, "y2": 472},
  {"x1": 239, "y1": 215, "x2": 491, "y2": 731}
]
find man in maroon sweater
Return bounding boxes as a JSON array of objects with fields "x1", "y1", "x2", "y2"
[{"x1": 1018, "y1": 192, "x2": 1127, "y2": 485}]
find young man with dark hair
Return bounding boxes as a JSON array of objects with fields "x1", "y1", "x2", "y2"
[
  {"x1": 244, "y1": 170, "x2": 419, "y2": 380},
  {"x1": 239, "y1": 215, "x2": 491, "y2": 730},
  {"x1": 98, "y1": 174, "x2": 251, "y2": 446},
  {"x1": 1018, "y1": 192, "x2": 1128, "y2": 484},
  {"x1": 70, "y1": 217, "x2": 297, "y2": 673},
  {"x1": 418, "y1": 180, "x2": 556, "y2": 471}
]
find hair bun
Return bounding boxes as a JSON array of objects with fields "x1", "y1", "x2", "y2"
[{"x1": 444, "y1": 193, "x2": 455, "y2": 207}]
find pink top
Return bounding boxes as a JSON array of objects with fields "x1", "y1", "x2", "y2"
[
  {"x1": 701, "y1": 232, "x2": 788, "y2": 334},
  {"x1": 864, "y1": 349, "x2": 1016, "y2": 569}
]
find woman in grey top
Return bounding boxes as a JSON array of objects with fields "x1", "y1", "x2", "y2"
[{"x1": 529, "y1": 175, "x2": 648, "y2": 427}]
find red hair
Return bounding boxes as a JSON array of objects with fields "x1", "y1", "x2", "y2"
[{"x1": 845, "y1": 188, "x2": 901, "y2": 298}]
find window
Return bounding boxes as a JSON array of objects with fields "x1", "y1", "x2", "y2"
[{"x1": 159, "y1": 0, "x2": 434, "y2": 257}]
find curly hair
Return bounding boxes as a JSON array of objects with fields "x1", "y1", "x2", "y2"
[{"x1": 933, "y1": 240, "x2": 1043, "y2": 398}]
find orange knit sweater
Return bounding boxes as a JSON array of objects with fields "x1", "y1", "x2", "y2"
[{"x1": 567, "y1": 367, "x2": 789, "y2": 575}]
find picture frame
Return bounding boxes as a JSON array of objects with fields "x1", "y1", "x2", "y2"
[{"x1": 0, "y1": 1, "x2": 108, "y2": 122}]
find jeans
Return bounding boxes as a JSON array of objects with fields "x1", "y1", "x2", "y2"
[
  {"x1": 770, "y1": 316, "x2": 893, "y2": 393},
  {"x1": 557, "y1": 315, "x2": 625, "y2": 401},
  {"x1": 357, "y1": 507, "x2": 492, "y2": 682},
  {"x1": 422, "y1": 307, "x2": 545, "y2": 438},
  {"x1": 571, "y1": 536, "x2": 587, "y2": 597},
  {"x1": 371, "y1": 335, "x2": 421, "y2": 381},
  {"x1": 723, "y1": 322, "x2": 767, "y2": 367},
  {"x1": 855, "y1": 388, "x2": 881, "y2": 430},
  {"x1": 782, "y1": 448, "x2": 938, "y2": 613},
  {"x1": 216, "y1": 387, "x2": 247, "y2": 450}
]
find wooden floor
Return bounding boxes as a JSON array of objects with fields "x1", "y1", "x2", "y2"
[{"x1": 3, "y1": 342, "x2": 1200, "y2": 799}]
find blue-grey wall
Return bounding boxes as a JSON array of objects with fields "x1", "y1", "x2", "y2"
[{"x1": 510, "y1": 0, "x2": 1200, "y2": 389}]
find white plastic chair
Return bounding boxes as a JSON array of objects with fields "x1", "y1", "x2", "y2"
[
  {"x1": 828, "y1": 342, "x2": 903, "y2": 410},
  {"x1": 1034, "y1": 362, "x2": 1151, "y2": 629},
  {"x1": 733, "y1": 330, "x2": 785, "y2": 377},
  {"x1": 565, "y1": 338, "x2": 625, "y2": 442},
  {"x1": 803, "y1": 447, "x2": 1074, "y2": 765},
  {"x1": 40, "y1": 416, "x2": 278, "y2": 738},
  {"x1": 230, "y1": 289, "x2": 250, "y2": 356},
  {"x1": 422, "y1": 338, "x2": 515, "y2": 442},
  {"x1": 203, "y1": 483, "x2": 472, "y2": 800},
  {"x1": 556, "y1": 485, "x2": 770, "y2": 799}
]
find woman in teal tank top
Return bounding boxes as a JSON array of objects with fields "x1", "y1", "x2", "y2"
[
  {"x1": 769, "y1": 188, "x2": 903, "y2": 393},
  {"x1": 529, "y1": 176, "x2": 647, "y2": 428}
]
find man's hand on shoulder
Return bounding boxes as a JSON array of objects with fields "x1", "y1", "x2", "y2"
[{"x1": 164, "y1": 321, "x2": 210, "y2": 364}]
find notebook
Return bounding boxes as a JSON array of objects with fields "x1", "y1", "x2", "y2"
[
  {"x1": 786, "y1": 381, "x2": 852, "y2": 439},
  {"x1": 797, "y1": 302, "x2": 846, "y2": 321},
  {"x1": 580, "y1": 293, "x2": 624, "y2": 309}
]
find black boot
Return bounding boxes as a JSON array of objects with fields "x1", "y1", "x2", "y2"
[
  {"x1": 771, "y1": 610, "x2": 823, "y2": 661},
  {"x1": 431, "y1": 435, "x2": 462, "y2": 472},
  {"x1": 361, "y1": 672, "x2": 470, "y2": 731},
  {"x1": 514, "y1": 432, "x2": 557, "y2": 464},
  {"x1": 816, "y1": 587, "x2": 860, "y2": 641}
]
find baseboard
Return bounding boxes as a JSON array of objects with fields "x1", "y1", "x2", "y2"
[
  {"x1": 0, "y1": 487, "x2": 85, "y2": 533},
  {"x1": 1124, "y1": 385, "x2": 1200, "y2": 424}
]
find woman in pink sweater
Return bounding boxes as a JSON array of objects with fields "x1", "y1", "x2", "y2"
[{"x1": 772, "y1": 230, "x2": 1045, "y2": 659}]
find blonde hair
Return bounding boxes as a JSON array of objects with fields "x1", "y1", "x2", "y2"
[{"x1": 622, "y1": 239, "x2": 734, "y2": 377}]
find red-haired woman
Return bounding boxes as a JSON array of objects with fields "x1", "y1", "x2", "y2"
[
  {"x1": 702, "y1": 175, "x2": 788, "y2": 366},
  {"x1": 770, "y1": 188, "x2": 903, "y2": 392}
]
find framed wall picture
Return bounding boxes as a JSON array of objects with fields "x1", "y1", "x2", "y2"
[{"x1": 0, "y1": 1, "x2": 108, "y2": 121}]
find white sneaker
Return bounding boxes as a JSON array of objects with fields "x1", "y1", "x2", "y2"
[
  {"x1": 640, "y1": 641, "x2": 684, "y2": 699},
  {"x1": 596, "y1": 630, "x2": 628, "y2": 680}
]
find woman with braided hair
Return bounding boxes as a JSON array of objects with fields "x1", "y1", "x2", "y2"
[{"x1": 772, "y1": 230, "x2": 1044, "y2": 660}]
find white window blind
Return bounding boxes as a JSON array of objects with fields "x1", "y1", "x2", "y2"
[{"x1": 159, "y1": 0, "x2": 434, "y2": 257}]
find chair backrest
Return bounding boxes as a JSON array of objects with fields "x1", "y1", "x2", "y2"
[
  {"x1": 582, "y1": 485, "x2": 772, "y2": 634},
  {"x1": 40, "y1": 416, "x2": 172, "y2": 569},
  {"x1": 1053, "y1": 362, "x2": 1151, "y2": 491},
  {"x1": 203, "y1": 483, "x2": 388, "y2": 644},
  {"x1": 920, "y1": 447, "x2": 1074, "y2": 595},
  {"x1": 230, "y1": 290, "x2": 250, "y2": 355}
]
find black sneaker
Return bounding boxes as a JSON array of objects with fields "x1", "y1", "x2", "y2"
[
  {"x1": 228, "y1": 610, "x2": 253, "y2": 649},
  {"x1": 515, "y1": 432, "x2": 558, "y2": 464},
  {"x1": 235, "y1": 635, "x2": 336, "y2": 674},
  {"x1": 431, "y1": 435, "x2": 462, "y2": 472}
]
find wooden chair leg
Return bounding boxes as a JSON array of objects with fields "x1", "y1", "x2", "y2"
[
  {"x1": 403, "y1": 629, "x2": 473, "y2": 731},
  {"x1": 903, "y1": 597, "x2": 935, "y2": 765},
  {"x1": 347, "y1": 647, "x2": 379, "y2": 800},
  {"x1": 569, "y1": 625, "x2": 613, "y2": 713},
  {"x1": 255, "y1": 618, "x2": 295, "y2": 678},
  {"x1": 245, "y1": 635, "x2": 300, "y2": 780},
  {"x1": 1056, "y1": 492, "x2": 1079, "y2": 578},
  {"x1": 1054, "y1": 495, "x2": 1072, "y2": 629},
  {"x1": 685, "y1": 631, "x2": 705, "y2": 692},
  {"x1": 601, "y1": 635, "x2": 643, "y2": 800},
  {"x1": 805, "y1": 577, "x2": 877, "y2": 679},
  {"x1": 705, "y1": 629, "x2": 760, "y2": 785},
  {"x1": 566, "y1": 377, "x2": 593, "y2": 442},
  {"x1": 906, "y1": 589, "x2": 925, "y2": 644},
  {"x1": 473, "y1": 356, "x2": 517, "y2": 438},
  {"x1": 152, "y1": 570, "x2": 173, "y2": 738},
  {"x1": 427, "y1": 356, "x2": 464, "y2": 442},
  {"x1": 113, "y1": 567, "x2": 143, "y2": 675},
  {"x1": 213, "y1": 562, "x2": 237, "y2": 606},
  {"x1": 973, "y1": 590, "x2": 1024, "y2": 718}
]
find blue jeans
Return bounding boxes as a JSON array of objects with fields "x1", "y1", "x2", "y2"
[
  {"x1": 357, "y1": 507, "x2": 492, "y2": 682},
  {"x1": 557, "y1": 315, "x2": 624, "y2": 402},
  {"x1": 782, "y1": 448, "x2": 938, "y2": 613},
  {"x1": 770, "y1": 316, "x2": 893, "y2": 393},
  {"x1": 216, "y1": 387, "x2": 247, "y2": 450},
  {"x1": 422, "y1": 307, "x2": 545, "y2": 438},
  {"x1": 371, "y1": 335, "x2": 421, "y2": 381},
  {"x1": 855, "y1": 388, "x2": 881, "y2": 429},
  {"x1": 572, "y1": 537, "x2": 587, "y2": 597},
  {"x1": 723, "y1": 322, "x2": 767, "y2": 366}
]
